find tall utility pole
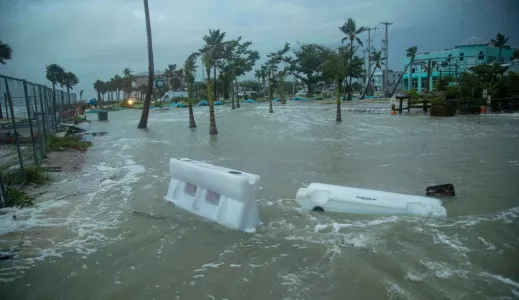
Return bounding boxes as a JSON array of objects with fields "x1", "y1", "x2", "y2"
[
  {"x1": 365, "y1": 26, "x2": 378, "y2": 95},
  {"x1": 362, "y1": 48, "x2": 369, "y2": 88},
  {"x1": 380, "y1": 22, "x2": 393, "y2": 96}
]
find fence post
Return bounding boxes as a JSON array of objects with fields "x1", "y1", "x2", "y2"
[
  {"x1": 4, "y1": 92, "x2": 9, "y2": 120},
  {"x1": 23, "y1": 80, "x2": 39, "y2": 165},
  {"x1": 0, "y1": 170, "x2": 6, "y2": 208},
  {"x1": 38, "y1": 86, "x2": 48, "y2": 149},
  {"x1": 4, "y1": 90, "x2": 25, "y2": 174},
  {"x1": 32, "y1": 84, "x2": 44, "y2": 161},
  {"x1": 52, "y1": 86, "x2": 58, "y2": 130}
]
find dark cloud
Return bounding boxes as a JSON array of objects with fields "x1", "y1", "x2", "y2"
[{"x1": 0, "y1": 0, "x2": 517, "y2": 98}]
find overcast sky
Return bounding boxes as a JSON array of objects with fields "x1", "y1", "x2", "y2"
[{"x1": 1, "y1": 0, "x2": 518, "y2": 98}]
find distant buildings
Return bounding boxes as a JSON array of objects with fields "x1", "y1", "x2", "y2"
[
  {"x1": 402, "y1": 37, "x2": 517, "y2": 93},
  {"x1": 372, "y1": 70, "x2": 403, "y2": 92}
]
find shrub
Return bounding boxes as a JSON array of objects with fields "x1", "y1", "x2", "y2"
[
  {"x1": 47, "y1": 135, "x2": 92, "y2": 151},
  {"x1": 6, "y1": 186, "x2": 33, "y2": 207}
]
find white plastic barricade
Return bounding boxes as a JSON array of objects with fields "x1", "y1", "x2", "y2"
[
  {"x1": 164, "y1": 158, "x2": 262, "y2": 233},
  {"x1": 296, "y1": 183, "x2": 447, "y2": 218}
]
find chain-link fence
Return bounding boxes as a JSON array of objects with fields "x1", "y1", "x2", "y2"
[{"x1": 0, "y1": 74, "x2": 78, "y2": 208}]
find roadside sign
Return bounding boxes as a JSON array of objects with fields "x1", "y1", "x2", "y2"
[
  {"x1": 154, "y1": 79, "x2": 164, "y2": 89},
  {"x1": 483, "y1": 89, "x2": 488, "y2": 98}
]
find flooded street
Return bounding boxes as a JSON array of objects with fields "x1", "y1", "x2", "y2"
[{"x1": 1, "y1": 102, "x2": 519, "y2": 299}]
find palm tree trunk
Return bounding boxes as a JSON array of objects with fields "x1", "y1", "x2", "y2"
[
  {"x1": 348, "y1": 40, "x2": 354, "y2": 101},
  {"x1": 231, "y1": 79, "x2": 235, "y2": 109},
  {"x1": 137, "y1": 0, "x2": 154, "y2": 129},
  {"x1": 269, "y1": 84, "x2": 274, "y2": 113},
  {"x1": 281, "y1": 76, "x2": 285, "y2": 104},
  {"x1": 188, "y1": 83, "x2": 196, "y2": 128},
  {"x1": 498, "y1": 47, "x2": 502, "y2": 61},
  {"x1": 389, "y1": 61, "x2": 412, "y2": 98},
  {"x1": 235, "y1": 79, "x2": 240, "y2": 108},
  {"x1": 213, "y1": 67, "x2": 217, "y2": 101},
  {"x1": 336, "y1": 79, "x2": 342, "y2": 122},
  {"x1": 361, "y1": 67, "x2": 377, "y2": 99},
  {"x1": 207, "y1": 68, "x2": 218, "y2": 135}
]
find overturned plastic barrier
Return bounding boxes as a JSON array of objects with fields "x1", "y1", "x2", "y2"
[
  {"x1": 296, "y1": 183, "x2": 447, "y2": 218},
  {"x1": 164, "y1": 158, "x2": 262, "y2": 233}
]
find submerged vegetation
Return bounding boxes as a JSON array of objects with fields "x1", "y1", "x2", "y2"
[{"x1": 47, "y1": 135, "x2": 93, "y2": 151}]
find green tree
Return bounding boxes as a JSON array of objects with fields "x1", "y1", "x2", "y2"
[
  {"x1": 219, "y1": 38, "x2": 259, "y2": 109},
  {"x1": 339, "y1": 18, "x2": 366, "y2": 100},
  {"x1": 62, "y1": 72, "x2": 79, "y2": 104},
  {"x1": 0, "y1": 41, "x2": 12, "y2": 64},
  {"x1": 114, "y1": 74, "x2": 123, "y2": 101},
  {"x1": 390, "y1": 46, "x2": 417, "y2": 97},
  {"x1": 122, "y1": 68, "x2": 134, "y2": 99},
  {"x1": 240, "y1": 80, "x2": 260, "y2": 91},
  {"x1": 491, "y1": 33, "x2": 510, "y2": 61},
  {"x1": 201, "y1": 29, "x2": 228, "y2": 103},
  {"x1": 201, "y1": 29, "x2": 229, "y2": 135},
  {"x1": 361, "y1": 50, "x2": 384, "y2": 99},
  {"x1": 93, "y1": 80, "x2": 104, "y2": 103},
  {"x1": 137, "y1": 0, "x2": 155, "y2": 129},
  {"x1": 254, "y1": 66, "x2": 268, "y2": 95},
  {"x1": 264, "y1": 42, "x2": 290, "y2": 113},
  {"x1": 292, "y1": 43, "x2": 324, "y2": 96},
  {"x1": 164, "y1": 64, "x2": 177, "y2": 90},
  {"x1": 322, "y1": 46, "x2": 348, "y2": 121},
  {"x1": 184, "y1": 52, "x2": 200, "y2": 128},
  {"x1": 46, "y1": 64, "x2": 65, "y2": 119}
]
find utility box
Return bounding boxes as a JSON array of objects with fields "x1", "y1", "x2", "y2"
[{"x1": 97, "y1": 111, "x2": 108, "y2": 121}]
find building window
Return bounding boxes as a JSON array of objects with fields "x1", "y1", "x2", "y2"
[
  {"x1": 460, "y1": 52, "x2": 464, "y2": 61},
  {"x1": 412, "y1": 68, "x2": 416, "y2": 73},
  {"x1": 478, "y1": 51, "x2": 484, "y2": 60}
]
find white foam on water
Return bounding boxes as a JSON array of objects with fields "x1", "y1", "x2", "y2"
[
  {"x1": 0, "y1": 158, "x2": 146, "y2": 282},
  {"x1": 432, "y1": 231, "x2": 470, "y2": 254},
  {"x1": 382, "y1": 279, "x2": 411, "y2": 300},
  {"x1": 477, "y1": 237, "x2": 497, "y2": 250},
  {"x1": 420, "y1": 260, "x2": 469, "y2": 279},
  {"x1": 479, "y1": 272, "x2": 519, "y2": 289}
]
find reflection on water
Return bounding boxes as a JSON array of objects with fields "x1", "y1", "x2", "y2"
[{"x1": 1, "y1": 103, "x2": 519, "y2": 299}]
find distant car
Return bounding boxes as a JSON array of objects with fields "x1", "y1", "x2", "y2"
[{"x1": 296, "y1": 91, "x2": 307, "y2": 96}]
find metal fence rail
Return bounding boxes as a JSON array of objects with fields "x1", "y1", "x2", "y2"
[{"x1": 0, "y1": 74, "x2": 78, "y2": 207}]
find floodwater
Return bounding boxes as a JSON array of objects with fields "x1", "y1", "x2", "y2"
[{"x1": 1, "y1": 102, "x2": 519, "y2": 299}]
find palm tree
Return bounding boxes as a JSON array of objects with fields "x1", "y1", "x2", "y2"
[
  {"x1": 164, "y1": 64, "x2": 177, "y2": 90},
  {"x1": 361, "y1": 50, "x2": 384, "y2": 99},
  {"x1": 137, "y1": 0, "x2": 155, "y2": 129},
  {"x1": 322, "y1": 46, "x2": 351, "y2": 122},
  {"x1": 201, "y1": 29, "x2": 228, "y2": 135},
  {"x1": 62, "y1": 72, "x2": 79, "y2": 105},
  {"x1": 202, "y1": 29, "x2": 227, "y2": 102},
  {"x1": 122, "y1": 68, "x2": 134, "y2": 99},
  {"x1": 0, "y1": 41, "x2": 12, "y2": 64},
  {"x1": 46, "y1": 64, "x2": 65, "y2": 121},
  {"x1": 339, "y1": 18, "x2": 365, "y2": 101},
  {"x1": 93, "y1": 80, "x2": 103, "y2": 104},
  {"x1": 491, "y1": 33, "x2": 510, "y2": 61},
  {"x1": 114, "y1": 74, "x2": 123, "y2": 101},
  {"x1": 172, "y1": 68, "x2": 184, "y2": 90},
  {"x1": 184, "y1": 52, "x2": 200, "y2": 128},
  {"x1": 390, "y1": 46, "x2": 417, "y2": 97},
  {"x1": 80, "y1": 90, "x2": 84, "y2": 101}
]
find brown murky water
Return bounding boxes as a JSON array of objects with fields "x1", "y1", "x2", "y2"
[{"x1": 1, "y1": 103, "x2": 519, "y2": 299}]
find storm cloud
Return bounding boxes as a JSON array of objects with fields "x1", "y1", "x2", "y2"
[{"x1": 1, "y1": 0, "x2": 518, "y2": 98}]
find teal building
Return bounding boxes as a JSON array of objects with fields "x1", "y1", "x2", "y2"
[{"x1": 402, "y1": 37, "x2": 517, "y2": 92}]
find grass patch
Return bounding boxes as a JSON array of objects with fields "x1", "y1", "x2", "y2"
[
  {"x1": 74, "y1": 115, "x2": 90, "y2": 123},
  {"x1": 47, "y1": 135, "x2": 92, "y2": 151},
  {"x1": 6, "y1": 186, "x2": 34, "y2": 207},
  {"x1": 2, "y1": 165, "x2": 51, "y2": 186}
]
